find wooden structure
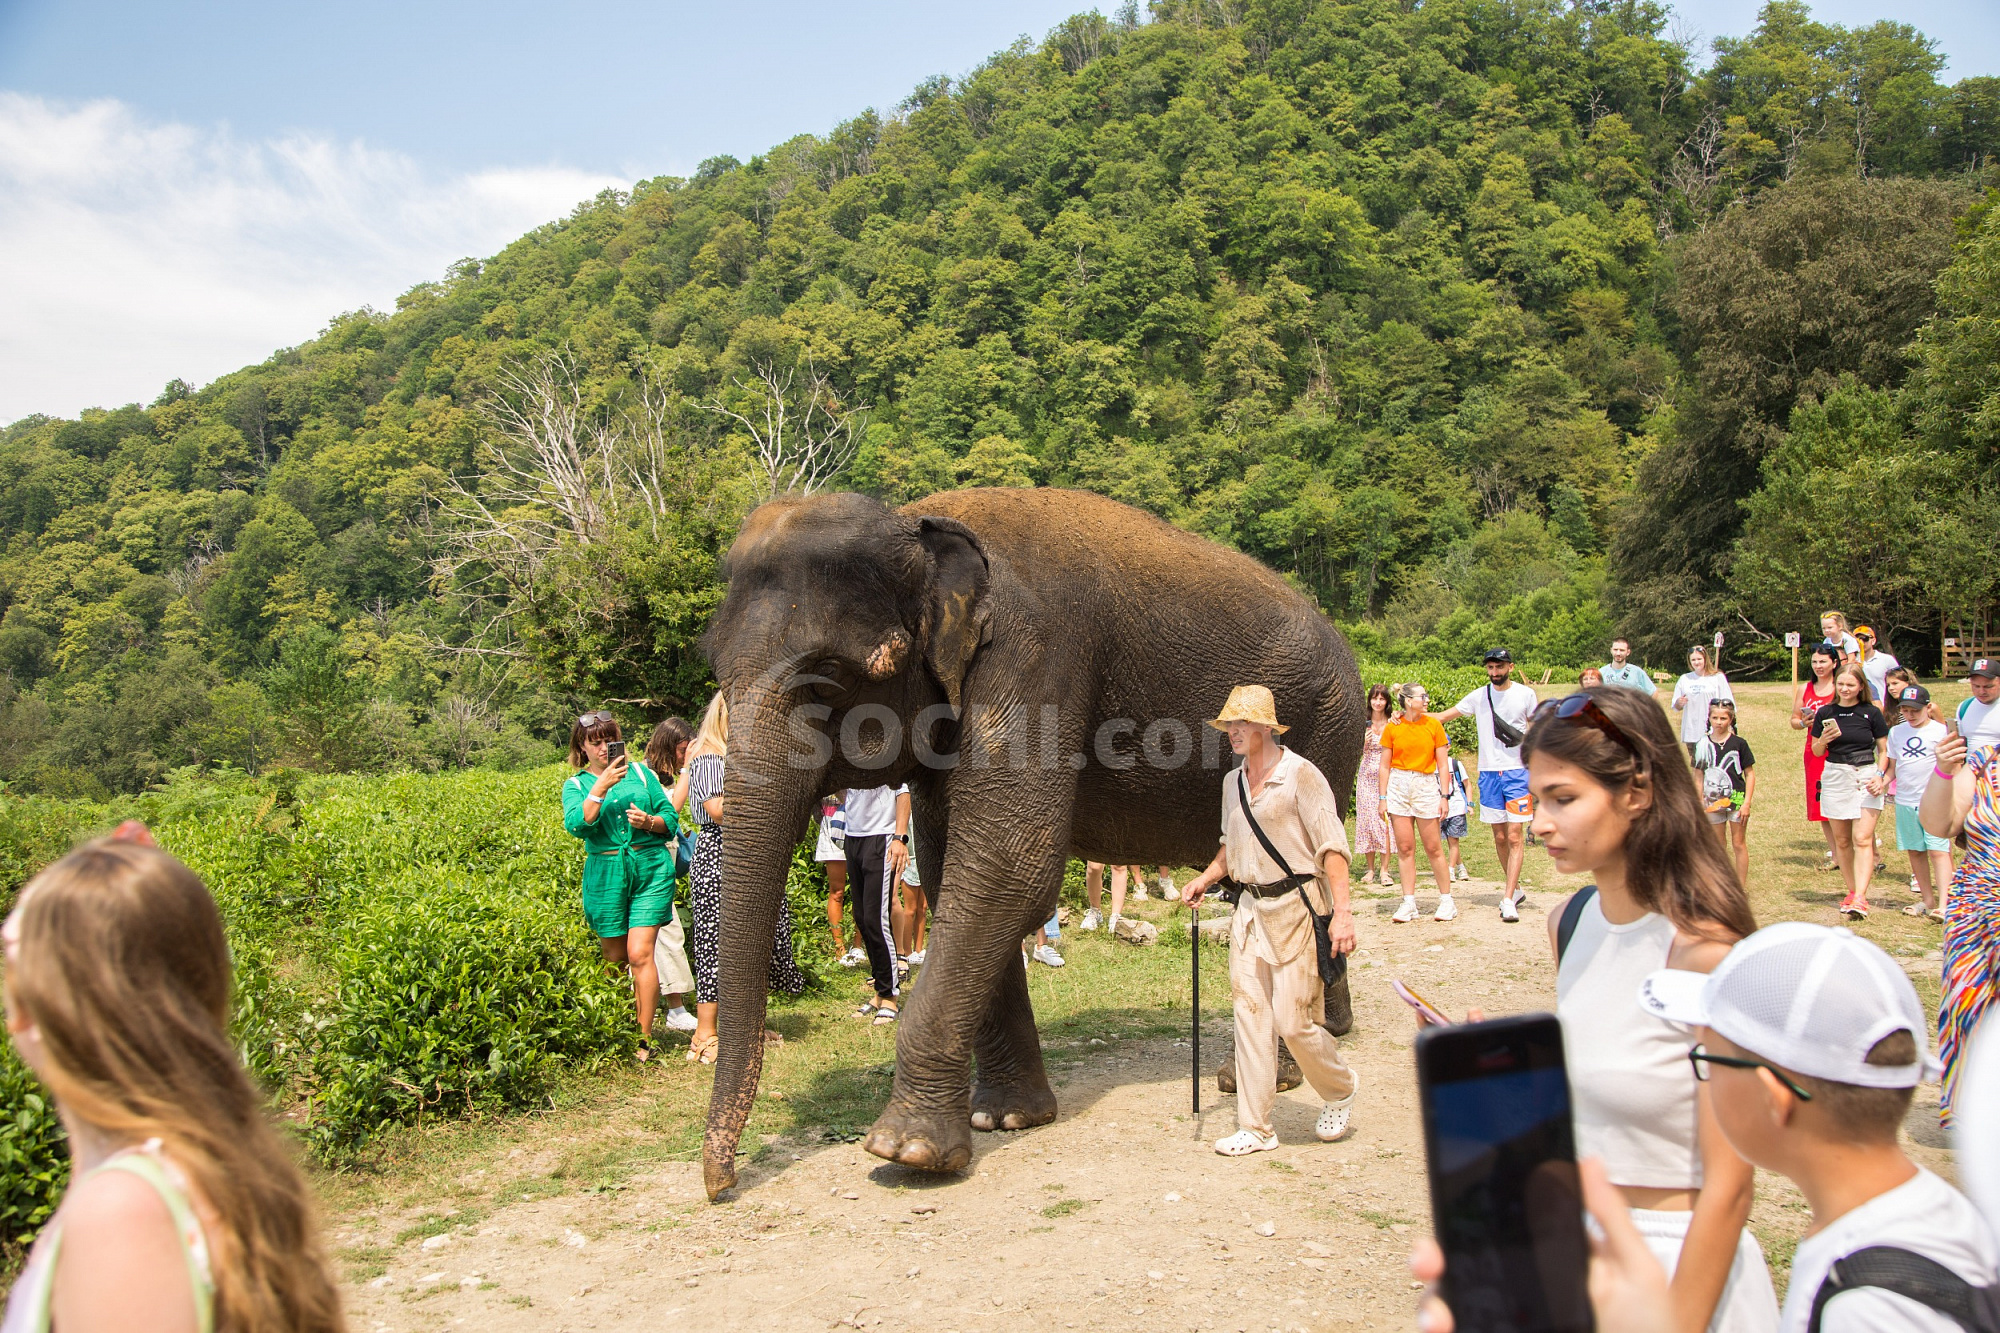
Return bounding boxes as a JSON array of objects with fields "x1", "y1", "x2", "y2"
[{"x1": 1944, "y1": 613, "x2": 1999, "y2": 676}]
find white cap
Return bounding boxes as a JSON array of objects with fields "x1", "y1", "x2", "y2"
[{"x1": 1639, "y1": 921, "x2": 1939, "y2": 1088}]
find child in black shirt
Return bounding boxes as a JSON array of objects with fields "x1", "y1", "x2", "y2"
[{"x1": 1694, "y1": 699, "x2": 1756, "y2": 884}]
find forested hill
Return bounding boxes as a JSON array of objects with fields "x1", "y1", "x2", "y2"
[{"x1": 3, "y1": 0, "x2": 1997, "y2": 797}]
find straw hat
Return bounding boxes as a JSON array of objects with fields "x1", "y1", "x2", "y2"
[{"x1": 1208, "y1": 684, "x2": 1288, "y2": 733}]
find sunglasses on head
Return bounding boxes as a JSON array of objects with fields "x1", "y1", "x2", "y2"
[
  {"x1": 1533, "y1": 692, "x2": 1640, "y2": 759},
  {"x1": 576, "y1": 710, "x2": 615, "y2": 728},
  {"x1": 1856, "y1": 633, "x2": 1874, "y2": 642}
]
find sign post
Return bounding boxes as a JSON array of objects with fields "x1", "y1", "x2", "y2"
[{"x1": 1785, "y1": 631, "x2": 1801, "y2": 686}]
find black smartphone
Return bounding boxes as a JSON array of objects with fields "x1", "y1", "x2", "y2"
[
  {"x1": 606, "y1": 740, "x2": 627, "y2": 762},
  {"x1": 1416, "y1": 1013, "x2": 1592, "y2": 1333}
]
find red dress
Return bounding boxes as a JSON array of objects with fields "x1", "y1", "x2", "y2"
[{"x1": 1800, "y1": 679, "x2": 1835, "y2": 822}]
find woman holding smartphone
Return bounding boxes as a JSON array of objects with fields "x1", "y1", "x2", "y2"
[
  {"x1": 561, "y1": 709, "x2": 673, "y2": 1062},
  {"x1": 1810, "y1": 663, "x2": 1890, "y2": 920},
  {"x1": 1529, "y1": 687, "x2": 1777, "y2": 1333}
]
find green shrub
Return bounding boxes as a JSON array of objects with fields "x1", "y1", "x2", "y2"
[
  {"x1": 308, "y1": 874, "x2": 629, "y2": 1155},
  {"x1": 0, "y1": 1045, "x2": 66, "y2": 1255}
]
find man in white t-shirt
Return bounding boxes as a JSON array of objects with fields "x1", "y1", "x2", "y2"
[
  {"x1": 1854, "y1": 626, "x2": 1899, "y2": 704},
  {"x1": 1957, "y1": 658, "x2": 2000, "y2": 755},
  {"x1": 1643, "y1": 924, "x2": 1999, "y2": 1333},
  {"x1": 1433, "y1": 648, "x2": 1537, "y2": 922},
  {"x1": 842, "y1": 783, "x2": 910, "y2": 1021},
  {"x1": 1598, "y1": 638, "x2": 1656, "y2": 694},
  {"x1": 1887, "y1": 686, "x2": 1952, "y2": 920}
]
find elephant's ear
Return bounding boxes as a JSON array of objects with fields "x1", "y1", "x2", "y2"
[{"x1": 915, "y1": 515, "x2": 991, "y2": 710}]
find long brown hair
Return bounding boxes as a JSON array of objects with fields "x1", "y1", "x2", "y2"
[
  {"x1": 645, "y1": 716, "x2": 695, "y2": 774},
  {"x1": 1365, "y1": 683, "x2": 1392, "y2": 721},
  {"x1": 7, "y1": 839, "x2": 342, "y2": 1331},
  {"x1": 1523, "y1": 687, "x2": 1755, "y2": 941},
  {"x1": 567, "y1": 710, "x2": 621, "y2": 768}
]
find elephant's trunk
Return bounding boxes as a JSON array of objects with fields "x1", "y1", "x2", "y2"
[{"x1": 702, "y1": 684, "x2": 818, "y2": 1200}]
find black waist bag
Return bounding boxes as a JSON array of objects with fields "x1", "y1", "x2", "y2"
[{"x1": 1236, "y1": 772, "x2": 1346, "y2": 986}]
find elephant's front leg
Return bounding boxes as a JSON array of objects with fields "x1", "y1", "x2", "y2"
[
  {"x1": 863, "y1": 789, "x2": 1072, "y2": 1171},
  {"x1": 970, "y1": 939, "x2": 1058, "y2": 1132}
]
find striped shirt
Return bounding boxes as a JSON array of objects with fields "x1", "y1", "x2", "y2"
[{"x1": 686, "y1": 753, "x2": 724, "y2": 826}]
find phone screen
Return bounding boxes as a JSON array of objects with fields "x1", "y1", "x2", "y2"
[{"x1": 1417, "y1": 1014, "x2": 1592, "y2": 1333}]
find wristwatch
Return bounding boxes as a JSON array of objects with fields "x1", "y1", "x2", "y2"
[{"x1": 891, "y1": 833, "x2": 909, "y2": 844}]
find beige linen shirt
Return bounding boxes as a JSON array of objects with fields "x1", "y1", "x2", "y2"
[{"x1": 1218, "y1": 747, "x2": 1351, "y2": 965}]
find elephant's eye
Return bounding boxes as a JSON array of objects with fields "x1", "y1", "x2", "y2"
[{"x1": 805, "y1": 659, "x2": 852, "y2": 701}]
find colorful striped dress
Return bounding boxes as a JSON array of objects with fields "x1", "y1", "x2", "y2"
[{"x1": 1940, "y1": 744, "x2": 2000, "y2": 1124}]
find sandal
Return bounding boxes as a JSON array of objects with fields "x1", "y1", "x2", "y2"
[
  {"x1": 686, "y1": 1035, "x2": 718, "y2": 1064},
  {"x1": 1903, "y1": 902, "x2": 1930, "y2": 918},
  {"x1": 636, "y1": 1038, "x2": 653, "y2": 1063},
  {"x1": 1930, "y1": 909, "x2": 1947, "y2": 923},
  {"x1": 855, "y1": 1001, "x2": 881, "y2": 1020},
  {"x1": 873, "y1": 1007, "x2": 898, "y2": 1026}
]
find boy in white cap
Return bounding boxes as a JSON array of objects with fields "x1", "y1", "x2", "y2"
[{"x1": 1640, "y1": 923, "x2": 1999, "y2": 1332}]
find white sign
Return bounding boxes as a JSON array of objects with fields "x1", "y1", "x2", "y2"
[
  {"x1": 1945, "y1": 637, "x2": 1959, "y2": 648},
  {"x1": 1784, "y1": 632, "x2": 1801, "y2": 649},
  {"x1": 1713, "y1": 631, "x2": 1725, "y2": 649}
]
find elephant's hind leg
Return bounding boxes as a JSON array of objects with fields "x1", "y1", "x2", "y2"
[{"x1": 970, "y1": 951, "x2": 1058, "y2": 1132}]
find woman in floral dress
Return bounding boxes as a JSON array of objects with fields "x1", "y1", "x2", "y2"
[{"x1": 1354, "y1": 683, "x2": 1396, "y2": 885}]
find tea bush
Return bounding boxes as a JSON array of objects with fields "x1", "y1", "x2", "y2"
[{"x1": 0, "y1": 1045, "x2": 65, "y2": 1259}]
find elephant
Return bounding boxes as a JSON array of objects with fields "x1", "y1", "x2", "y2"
[{"x1": 700, "y1": 486, "x2": 1364, "y2": 1199}]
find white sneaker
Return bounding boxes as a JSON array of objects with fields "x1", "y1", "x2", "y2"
[
  {"x1": 839, "y1": 946, "x2": 866, "y2": 968},
  {"x1": 1454, "y1": 864, "x2": 1470, "y2": 882},
  {"x1": 908, "y1": 949, "x2": 926, "y2": 966},
  {"x1": 1498, "y1": 892, "x2": 1519, "y2": 923},
  {"x1": 1213, "y1": 1129, "x2": 1279, "y2": 1156},
  {"x1": 1391, "y1": 897, "x2": 1418, "y2": 924},
  {"x1": 1158, "y1": 876, "x2": 1176, "y2": 899},
  {"x1": 1107, "y1": 912, "x2": 1123, "y2": 933},
  {"x1": 1131, "y1": 883, "x2": 1148, "y2": 900},
  {"x1": 1033, "y1": 944, "x2": 1067, "y2": 968},
  {"x1": 1080, "y1": 907, "x2": 1104, "y2": 931},
  {"x1": 1910, "y1": 875, "x2": 1922, "y2": 897},
  {"x1": 1433, "y1": 896, "x2": 1458, "y2": 923},
  {"x1": 1316, "y1": 1091, "x2": 1356, "y2": 1142},
  {"x1": 661, "y1": 1007, "x2": 698, "y2": 1032}
]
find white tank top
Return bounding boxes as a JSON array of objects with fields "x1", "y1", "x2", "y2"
[{"x1": 1556, "y1": 896, "x2": 1703, "y2": 1190}]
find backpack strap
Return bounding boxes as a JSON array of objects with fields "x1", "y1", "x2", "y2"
[
  {"x1": 1807, "y1": 1246, "x2": 1997, "y2": 1333},
  {"x1": 1555, "y1": 885, "x2": 1599, "y2": 964}
]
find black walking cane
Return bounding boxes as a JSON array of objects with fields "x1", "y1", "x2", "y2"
[{"x1": 1191, "y1": 890, "x2": 1201, "y2": 1115}]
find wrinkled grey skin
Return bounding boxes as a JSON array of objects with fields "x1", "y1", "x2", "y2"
[{"x1": 700, "y1": 487, "x2": 1362, "y2": 1199}]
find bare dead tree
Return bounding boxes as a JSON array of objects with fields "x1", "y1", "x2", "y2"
[
  {"x1": 704, "y1": 359, "x2": 868, "y2": 499},
  {"x1": 1663, "y1": 108, "x2": 1728, "y2": 235}
]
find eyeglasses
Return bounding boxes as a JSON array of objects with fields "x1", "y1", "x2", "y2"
[
  {"x1": 576, "y1": 710, "x2": 615, "y2": 727},
  {"x1": 1856, "y1": 634, "x2": 1875, "y2": 642},
  {"x1": 1687, "y1": 1044, "x2": 1814, "y2": 1101},
  {"x1": 1533, "y1": 693, "x2": 1640, "y2": 759}
]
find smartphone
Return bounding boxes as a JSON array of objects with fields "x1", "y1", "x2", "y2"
[
  {"x1": 1393, "y1": 978, "x2": 1453, "y2": 1026},
  {"x1": 1417, "y1": 1014, "x2": 1592, "y2": 1333},
  {"x1": 606, "y1": 740, "x2": 627, "y2": 762}
]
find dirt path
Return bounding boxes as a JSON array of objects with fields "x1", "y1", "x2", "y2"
[{"x1": 335, "y1": 882, "x2": 1592, "y2": 1333}]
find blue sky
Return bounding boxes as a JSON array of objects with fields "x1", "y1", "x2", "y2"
[{"x1": 0, "y1": 0, "x2": 1991, "y2": 423}]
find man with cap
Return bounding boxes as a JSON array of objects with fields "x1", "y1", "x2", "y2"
[
  {"x1": 1435, "y1": 649, "x2": 1538, "y2": 921},
  {"x1": 1180, "y1": 684, "x2": 1359, "y2": 1155},
  {"x1": 1889, "y1": 684, "x2": 1952, "y2": 921},
  {"x1": 1958, "y1": 658, "x2": 2000, "y2": 756},
  {"x1": 1854, "y1": 626, "x2": 1899, "y2": 704},
  {"x1": 1640, "y1": 922, "x2": 1998, "y2": 1332}
]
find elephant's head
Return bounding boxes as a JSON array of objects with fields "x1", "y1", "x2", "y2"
[{"x1": 698, "y1": 492, "x2": 989, "y2": 1198}]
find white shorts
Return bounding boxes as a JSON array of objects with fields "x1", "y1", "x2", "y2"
[
  {"x1": 1819, "y1": 762, "x2": 1885, "y2": 821},
  {"x1": 1385, "y1": 767, "x2": 1443, "y2": 820},
  {"x1": 1629, "y1": 1209, "x2": 1778, "y2": 1333},
  {"x1": 814, "y1": 820, "x2": 845, "y2": 862}
]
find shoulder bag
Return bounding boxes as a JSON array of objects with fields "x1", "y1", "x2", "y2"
[{"x1": 1235, "y1": 771, "x2": 1345, "y2": 986}]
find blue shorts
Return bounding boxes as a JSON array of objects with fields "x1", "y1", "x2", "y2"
[
  {"x1": 1894, "y1": 805, "x2": 1949, "y2": 854},
  {"x1": 1441, "y1": 814, "x2": 1468, "y2": 840},
  {"x1": 1478, "y1": 768, "x2": 1532, "y2": 823}
]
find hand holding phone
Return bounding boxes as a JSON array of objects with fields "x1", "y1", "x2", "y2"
[
  {"x1": 1417, "y1": 1014, "x2": 1592, "y2": 1333},
  {"x1": 1394, "y1": 978, "x2": 1452, "y2": 1027},
  {"x1": 606, "y1": 740, "x2": 627, "y2": 762}
]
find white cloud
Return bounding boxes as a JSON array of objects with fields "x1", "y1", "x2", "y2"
[{"x1": 0, "y1": 93, "x2": 623, "y2": 424}]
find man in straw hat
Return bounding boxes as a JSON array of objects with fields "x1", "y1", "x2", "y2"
[{"x1": 1180, "y1": 684, "x2": 1360, "y2": 1154}]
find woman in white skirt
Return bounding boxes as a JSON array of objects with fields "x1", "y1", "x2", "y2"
[{"x1": 1525, "y1": 687, "x2": 1779, "y2": 1333}]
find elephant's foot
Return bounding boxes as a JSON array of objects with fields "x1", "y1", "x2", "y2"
[
  {"x1": 1215, "y1": 1040, "x2": 1304, "y2": 1095},
  {"x1": 969, "y1": 1078, "x2": 1058, "y2": 1132},
  {"x1": 863, "y1": 1100, "x2": 973, "y2": 1173}
]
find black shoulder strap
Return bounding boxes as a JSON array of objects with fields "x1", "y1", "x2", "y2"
[
  {"x1": 1807, "y1": 1247, "x2": 1998, "y2": 1333},
  {"x1": 1236, "y1": 769, "x2": 1298, "y2": 879},
  {"x1": 1555, "y1": 885, "x2": 1599, "y2": 964}
]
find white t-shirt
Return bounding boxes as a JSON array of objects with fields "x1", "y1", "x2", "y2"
[
  {"x1": 1780, "y1": 1167, "x2": 1999, "y2": 1333},
  {"x1": 1860, "y1": 651, "x2": 1900, "y2": 703},
  {"x1": 843, "y1": 784, "x2": 908, "y2": 837},
  {"x1": 1672, "y1": 672, "x2": 1735, "y2": 744},
  {"x1": 1828, "y1": 631, "x2": 1862, "y2": 659},
  {"x1": 1451, "y1": 682, "x2": 1537, "y2": 773},
  {"x1": 1959, "y1": 696, "x2": 2000, "y2": 756},
  {"x1": 1888, "y1": 720, "x2": 1946, "y2": 808}
]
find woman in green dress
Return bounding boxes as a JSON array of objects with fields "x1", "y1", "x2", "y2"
[{"x1": 562, "y1": 710, "x2": 676, "y2": 1061}]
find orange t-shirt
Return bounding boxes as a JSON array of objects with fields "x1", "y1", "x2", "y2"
[{"x1": 1381, "y1": 715, "x2": 1448, "y2": 773}]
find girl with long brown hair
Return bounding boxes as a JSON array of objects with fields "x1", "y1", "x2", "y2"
[
  {"x1": 1526, "y1": 688, "x2": 1776, "y2": 1333},
  {"x1": 1792, "y1": 640, "x2": 1841, "y2": 873},
  {"x1": 2, "y1": 826, "x2": 341, "y2": 1333},
  {"x1": 1810, "y1": 662, "x2": 1890, "y2": 920},
  {"x1": 1353, "y1": 682, "x2": 1397, "y2": 886}
]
